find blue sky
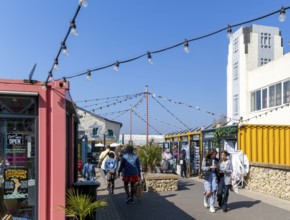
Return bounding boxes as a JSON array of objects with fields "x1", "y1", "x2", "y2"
[{"x1": 1, "y1": 0, "x2": 290, "y2": 134}]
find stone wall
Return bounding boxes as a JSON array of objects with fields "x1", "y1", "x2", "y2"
[
  {"x1": 145, "y1": 173, "x2": 178, "y2": 192},
  {"x1": 247, "y1": 165, "x2": 290, "y2": 201}
]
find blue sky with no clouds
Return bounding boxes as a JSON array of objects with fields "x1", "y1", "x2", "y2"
[{"x1": 0, "y1": 0, "x2": 289, "y2": 134}]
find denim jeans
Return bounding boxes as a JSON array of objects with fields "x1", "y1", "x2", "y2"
[
  {"x1": 204, "y1": 172, "x2": 217, "y2": 207},
  {"x1": 217, "y1": 177, "x2": 230, "y2": 209}
]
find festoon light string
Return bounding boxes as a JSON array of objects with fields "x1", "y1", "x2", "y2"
[
  {"x1": 132, "y1": 110, "x2": 162, "y2": 135},
  {"x1": 48, "y1": 6, "x2": 289, "y2": 83},
  {"x1": 42, "y1": 0, "x2": 88, "y2": 90}
]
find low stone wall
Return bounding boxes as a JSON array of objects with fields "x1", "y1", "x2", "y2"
[
  {"x1": 247, "y1": 164, "x2": 290, "y2": 201},
  {"x1": 145, "y1": 173, "x2": 178, "y2": 192}
]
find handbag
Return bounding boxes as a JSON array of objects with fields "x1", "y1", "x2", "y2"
[
  {"x1": 161, "y1": 160, "x2": 169, "y2": 171},
  {"x1": 107, "y1": 170, "x2": 116, "y2": 181}
]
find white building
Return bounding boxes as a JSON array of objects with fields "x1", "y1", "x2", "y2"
[
  {"x1": 76, "y1": 106, "x2": 122, "y2": 143},
  {"x1": 227, "y1": 24, "x2": 290, "y2": 124},
  {"x1": 120, "y1": 134, "x2": 165, "y2": 146}
]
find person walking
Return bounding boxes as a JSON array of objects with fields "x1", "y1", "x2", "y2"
[
  {"x1": 98, "y1": 145, "x2": 115, "y2": 175},
  {"x1": 217, "y1": 150, "x2": 233, "y2": 212},
  {"x1": 202, "y1": 148, "x2": 219, "y2": 213},
  {"x1": 82, "y1": 157, "x2": 96, "y2": 181},
  {"x1": 162, "y1": 149, "x2": 176, "y2": 173},
  {"x1": 105, "y1": 152, "x2": 118, "y2": 194},
  {"x1": 180, "y1": 149, "x2": 187, "y2": 178},
  {"x1": 118, "y1": 145, "x2": 141, "y2": 204}
]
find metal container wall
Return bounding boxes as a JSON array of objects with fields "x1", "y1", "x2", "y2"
[{"x1": 238, "y1": 124, "x2": 290, "y2": 165}]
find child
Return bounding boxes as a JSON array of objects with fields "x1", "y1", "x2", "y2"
[
  {"x1": 105, "y1": 152, "x2": 117, "y2": 194},
  {"x1": 82, "y1": 157, "x2": 96, "y2": 181}
]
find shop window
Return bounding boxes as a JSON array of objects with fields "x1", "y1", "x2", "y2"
[{"x1": 0, "y1": 95, "x2": 37, "y2": 219}]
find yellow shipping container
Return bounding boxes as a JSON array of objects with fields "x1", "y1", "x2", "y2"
[{"x1": 238, "y1": 124, "x2": 290, "y2": 165}]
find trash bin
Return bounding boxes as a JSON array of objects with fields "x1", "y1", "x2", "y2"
[
  {"x1": 73, "y1": 181, "x2": 101, "y2": 220},
  {"x1": 73, "y1": 181, "x2": 101, "y2": 201}
]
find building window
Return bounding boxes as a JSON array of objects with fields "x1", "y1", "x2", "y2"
[
  {"x1": 276, "y1": 83, "x2": 282, "y2": 106},
  {"x1": 261, "y1": 58, "x2": 271, "y2": 66},
  {"x1": 269, "y1": 83, "x2": 282, "y2": 107},
  {"x1": 233, "y1": 95, "x2": 239, "y2": 114},
  {"x1": 251, "y1": 90, "x2": 261, "y2": 111},
  {"x1": 261, "y1": 33, "x2": 271, "y2": 48},
  {"x1": 262, "y1": 88, "x2": 267, "y2": 109},
  {"x1": 233, "y1": 62, "x2": 239, "y2": 79},
  {"x1": 107, "y1": 129, "x2": 114, "y2": 138},
  {"x1": 92, "y1": 127, "x2": 98, "y2": 136},
  {"x1": 233, "y1": 38, "x2": 239, "y2": 53},
  {"x1": 283, "y1": 81, "x2": 290, "y2": 103}
]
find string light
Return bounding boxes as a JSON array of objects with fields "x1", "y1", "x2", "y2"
[
  {"x1": 42, "y1": 82, "x2": 47, "y2": 91},
  {"x1": 184, "y1": 39, "x2": 189, "y2": 53},
  {"x1": 79, "y1": 0, "x2": 88, "y2": 8},
  {"x1": 86, "y1": 69, "x2": 91, "y2": 80},
  {"x1": 147, "y1": 52, "x2": 153, "y2": 64},
  {"x1": 63, "y1": 77, "x2": 67, "y2": 86},
  {"x1": 48, "y1": 71, "x2": 53, "y2": 82},
  {"x1": 61, "y1": 42, "x2": 69, "y2": 56},
  {"x1": 113, "y1": 61, "x2": 119, "y2": 72},
  {"x1": 70, "y1": 21, "x2": 78, "y2": 36},
  {"x1": 227, "y1": 25, "x2": 232, "y2": 39},
  {"x1": 50, "y1": 5, "x2": 290, "y2": 82},
  {"x1": 53, "y1": 58, "x2": 59, "y2": 71},
  {"x1": 279, "y1": 6, "x2": 286, "y2": 22}
]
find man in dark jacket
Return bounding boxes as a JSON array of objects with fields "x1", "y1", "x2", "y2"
[{"x1": 118, "y1": 145, "x2": 140, "y2": 204}]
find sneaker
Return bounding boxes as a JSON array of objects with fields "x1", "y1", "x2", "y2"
[
  {"x1": 126, "y1": 196, "x2": 131, "y2": 203},
  {"x1": 209, "y1": 207, "x2": 216, "y2": 213},
  {"x1": 130, "y1": 199, "x2": 135, "y2": 204},
  {"x1": 203, "y1": 196, "x2": 209, "y2": 208}
]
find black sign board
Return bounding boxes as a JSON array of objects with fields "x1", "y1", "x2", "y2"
[{"x1": 7, "y1": 133, "x2": 23, "y2": 145}]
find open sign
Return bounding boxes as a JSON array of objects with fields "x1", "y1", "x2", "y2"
[{"x1": 7, "y1": 134, "x2": 23, "y2": 145}]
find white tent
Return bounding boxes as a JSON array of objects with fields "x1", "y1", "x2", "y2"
[
  {"x1": 110, "y1": 143, "x2": 120, "y2": 147},
  {"x1": 95, "y1": 143, "x2": 104, "y2": 147}
]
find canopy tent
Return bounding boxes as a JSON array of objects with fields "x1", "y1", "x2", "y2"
[
  {"x1": 95, "y1": 143, "x2": 104, "y2": 147},
  {"x1": 110, "y1": 142, "x2": 121, "y2": 147}
]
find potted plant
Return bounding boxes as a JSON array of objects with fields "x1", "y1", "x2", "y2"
[
  {"x1": 58, "y1": 188, "x2": 107, "y2": 220},
  {"x1": 137, "y1": 140, "x2": 162, "y2": 173}
]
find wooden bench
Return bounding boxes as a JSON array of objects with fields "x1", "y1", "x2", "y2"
[{"x1": 144, "y1": 173, "x2": 178, "y2": 192}]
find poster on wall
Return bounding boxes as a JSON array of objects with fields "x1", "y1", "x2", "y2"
[
  {"x1": 3, "y1": 168, "x2": 28, "y2": 199},
  {"x1": 5, "y1": 134, "x2": 28, "y2": 167}
]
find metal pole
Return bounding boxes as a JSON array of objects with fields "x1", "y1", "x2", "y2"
[
  {"x1": 130, "y1": 105, "x2": 132, "y2": 144},
  {"x1": 145, "y1": 85, "x2": 148, "y2": 145},
  {"x1": 103, "y1": 133, "x2": 106, "y2": 147}
]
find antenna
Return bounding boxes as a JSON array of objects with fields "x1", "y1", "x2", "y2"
[{"x1": 24, "y1": 63, "x2": 37, "y2": 83}]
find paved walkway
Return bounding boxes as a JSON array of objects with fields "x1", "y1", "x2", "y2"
[{"x1": 94, "y1": 169, "x2": 290, "y2": 220}]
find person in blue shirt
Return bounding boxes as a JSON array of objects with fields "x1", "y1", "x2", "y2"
[
  {"x1": 105, "y1": 152, "x2": 118, "y2": 194},
  {"x1": 82, "y1": 157, "x2": 96, "y2": 181},
  {"x1": 118, "y1": 145, "x2": 141, "y2": 204}
]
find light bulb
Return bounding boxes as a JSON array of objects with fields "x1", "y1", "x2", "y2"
[
  {"x1": 184, "y1": 39, "x2": 189, "y2": 53},
  {"x1": 70, "y1": 21, "x2": 78, "y2": 36},
  {"x1": 63, "y1": 77, "x2": 67, "y2": 86},
  {"x1": 113, "y1": 61, "x2": 119, "y2": 72},
  {"x1": 79, "y1": 0, "x2": 88, "y2": 7},
  {"x1": 48, "y1": 72, "x2": 54, "y2": 82},
  {"x1": 147, "y1": 52, "x2": 153, "y2": 64},
  {"x1": 86, "y1": 70, "x2": 91, "y2": 80},
  {"x1": 279, "y1": 6, "x2": 286, "y2": 22},
  {"x1": 227, "y1": 25, "x2": 232, "y2": 39},
  {"x1": 42, "y1": 83, "x2": 47, "y2": 91},
  {"x1": 61, "y1": 42, "x2": 69, "y2": 56},
  {"x1": 53, "y1": 59, "x2": 59, "y2": 71}
]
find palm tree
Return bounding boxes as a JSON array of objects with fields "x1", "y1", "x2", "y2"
[
  {"x1": 58, "y1": 188, "x2": 107, "y2": 220},
  {"x1": 137, "y1": 140, "x2": 162, "y2": 173}
]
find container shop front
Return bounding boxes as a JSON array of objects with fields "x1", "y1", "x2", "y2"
[
  {"x1": 164, "y1": 131, "x2": 201, "y2": 176},
  {"x1": 0, "y1": 79, "x2": 78, "y2": 220},
  {"x1": 202, "y1": 126, "x2": 238, "y2": 160}
]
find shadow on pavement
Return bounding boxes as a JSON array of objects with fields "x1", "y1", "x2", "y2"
[
  {"x1": 113, "y1": 191, "x2": 196, "y2": 220},
  {"x1": 178, "y1": 179, "x2": 195, "y2": 191},
  {"x1": 228, "y1": 200, "x2": 261, "y2": 210}
]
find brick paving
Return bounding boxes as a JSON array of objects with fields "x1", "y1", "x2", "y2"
[{"x1": 93, "y1": 169, "x2": 290, "y2": 220}]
